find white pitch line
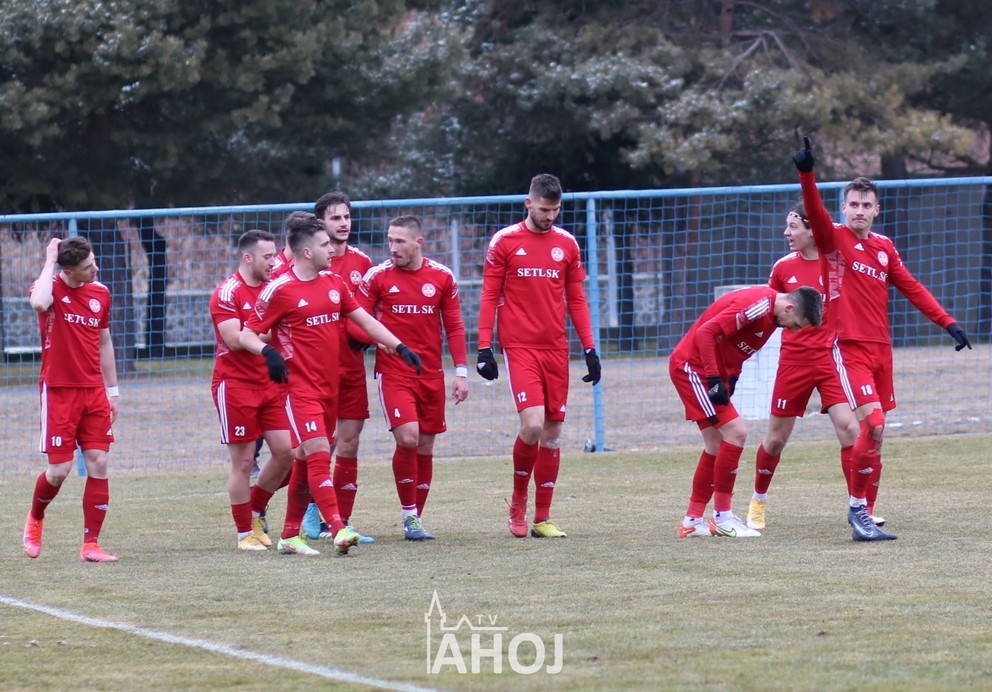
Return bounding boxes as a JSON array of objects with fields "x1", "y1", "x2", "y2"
[{"x1": 0, "y1": 594, "x2": 438, "y2": 692}]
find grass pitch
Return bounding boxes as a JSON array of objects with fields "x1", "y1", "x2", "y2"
[{"x1": 2, "y1": 436, "x2": 991, "y2": 690}]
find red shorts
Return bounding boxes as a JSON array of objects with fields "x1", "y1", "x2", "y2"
[
  {"x1": 285, "y1": 392, "x2": 338, "y2": 446},
  {"x1": 668, "y1": 360, "x2": 739, "y2": 429},
  {"x1": 212, "y1": 379, "x2": 289, "y2": 444},
  {"x1": 337, "y1": 368, "x2": 370, "y2": 421},
  {"x1": 771, "y1": 351, "x2": 849, "y2": 417},
  {"x1": 835, "y1": 340, "x2": 896, "y2": 412},
  {"x1": 503, "y1": 347, "x2": 569, "y2": 420},
  {"x1": 376, "y1": 373, "x2": 447, "y2": 434},
  {"x1": 39, "y1": 384, "x2": 114, "y2": 463}
]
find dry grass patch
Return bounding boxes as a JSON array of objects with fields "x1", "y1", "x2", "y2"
[{"x1": 1, "y1": 437, "x2": 991, "y2": 690}]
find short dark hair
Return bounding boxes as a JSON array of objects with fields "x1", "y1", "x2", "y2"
[
  {"x1": 788, "y1": 286, "x2": 823, "y2": 327},
  {"x1": 528, "y1": 173, "x2": 562, "y2": 202},
  {"x1": 789, "y1": 203, "x2": 810, "y2": 229},
  {"x1": 57, "y1": 236, "x2": 93, "y2": 268},
  {"x1": 285, "y1": 212, "x2": 326, "y2": 255},
  {"x1": 388, "y1": 215, "x2": 422, "y2": 234},
  {"x1": 314, "y1": 191, "x2": 351, "y2": 219},
  {"x1": 844, "y1": 176, "x2": 878, "y2": 201},
  {"x1": 238, "y1": 229, "x2": 275, "y2": 254}
]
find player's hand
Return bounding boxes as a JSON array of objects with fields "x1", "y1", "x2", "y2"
[
  {"x1": 947, "y1": 322, "x2": 972, "y2": 351},
  {"x1": 728, "y1": 375, "x2": 739, "y2": 397},
  {"x1": 396, "y1": 343, "x2": 423, "y2": 374},
  {"x1": 452, "y1": 376, "x2": 469, "y2": 404},
  {"x1": 45, "y1": 238, "x2": 62, "y2": 264},
  {"x1": 792, "y1": 136, "x2": 815, "y2": 173},
  {"x1": 581, "y1": 347, "x2": 601, "y2": 385},
  {"x1": 705, "y1": 375, "x2": 729, "y2": 406},
  {"x1": 261, "y1": 345, "x2": 288, "y2": 383},
  {"x1": 476, "y1": 347, "x2": 498, "y2": 381}
]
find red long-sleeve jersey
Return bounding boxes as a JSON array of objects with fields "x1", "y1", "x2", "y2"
[
  {"x1": 669, "y1": 286, "x2": 779, "y2": 380},
  {"x1": 355, "y1": 257, "x2": 467, "y2": 378},
  {"x1": 799, "y1": 171, "x2": 954, "y2": 343},
  {"x1": 477, "y1": 221, "x2": 594, "y2": 351},
  {"x1": 768, "y1": 252, "x2": 834, "y2": 364}
]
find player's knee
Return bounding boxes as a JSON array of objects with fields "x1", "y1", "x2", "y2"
[
  {"x1": 393, "y1": 430, "x2": 418, "y2": 448},
  {"x1": 720, "y1": 420, "x2": 748, "y2": 447},
  {"x1": 862, "y1": 409, "x2": 885, "y2": 443},
  {"x1": 45, "y1": 465, "x2": 71, "y2": 486},
  {"x1": 837, "y1": 420, "x2": 860, "y2": 447},
  {"x1": 541, "y1": 436, "x2": 560, "y2": 450},
  {"x1": 518, "y1": 424, "x2": 542, "y2": 445},
  {"x1": 84, "y1": 459, "x2": 109, "y2": 478},
  {"x1": 762, "y1": 437, "x2": 786, "y2": 456}
]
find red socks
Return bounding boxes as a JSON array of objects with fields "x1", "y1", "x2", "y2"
[
  {"x1": 533, "y1": 446, "x2": 561, "y2": 522},
  {"x1": 687, "y1": 451, "x2": 717, "y2": 518},
  {"x1": 512, "y1": 437, "x2": 539, "y2": 501},
  {"x1": 31, "y1": 472, "x2": 62, "y2": 520},
  {"x1": 753, "y1": 445, "x2": 781, "y2": 495},
  {"x1": 280, "y1": 459, "x2": 311, "y2": 540},
  {"x1": 416, "y1": 453, "x2": 433, "y2": 517},
  {"x1": 712, "y1": 441, "x2": 744, "y2": 513},
  {"x1": 306, "y1": 451, "x2": 343, "y2": 535},
  {"x1": 333, "y1": 455, "x2": 359, "y2": 521},
  {"x1": 231, "y1": 501, "x2": 252, "y2": 534},
  {"x1": 840, "y1": 445, "x2": 854, "y2": 496},
  {"x1": 392, "y1": 445, "x2": 418, "y2": 513},
  {"x1": 866, "y1": 455, "x2": 882, "y2": 512},
  {"x1": 82, "y1": 477, "x2": 109, "y2": 544},
  {"x1": 250, "y1": 484, "x2": 274, "y2": 517}
]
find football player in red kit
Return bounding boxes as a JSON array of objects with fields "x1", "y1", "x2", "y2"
[
  {"x1": 24, "y1": 236, "x2": 120, "y2": 562},
  {"x1": 210, "y1": 229, "x2": 295, "y2": 551},
  {"x1": 239, "y1": 212, "x2": 422, "y2": 556},
  {"x1": 476, "y1": 173, "x2": 601, "y2": 539},
  {"x1": 745, "y1": 207, "x2": 860, "y2": 531},
  {"x1": 672, "y1": 285, "x2": 822, "y2": 538},
  {"x1": 352, "y1": 215, "x2": 469, "y2": 540},
  {"x1": 793, "y1": 137, "x2": 971, "y2": 541}
]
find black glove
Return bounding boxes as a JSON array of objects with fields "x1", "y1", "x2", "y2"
[
  {"x1": 705, "y1": 375, "x2": 729, "y2": 406},
  {"x1": 581, "y1": 348, "x2": 601, "y2": 385},
  {"x1": 396, "y1": 343, "x2": 422, "y2": 374},
  {"x1": 476, "y1": 347, "x2": 498, "y2": 381},
  {"x1": 792, "y1": 135, "x2": 815, "y2": 173},
  {"x1": 348, "y1": 337, "x2": 368, "y2": 352},
  {"x1": 261, "y1": 345, "x2": 288, "y2": 384},
  {"x1": 947, "y1": 322, "x2": 972, "y2": 351},
  {"x1": 728, "y1": 375, "x2": 739, "y2": 397}
]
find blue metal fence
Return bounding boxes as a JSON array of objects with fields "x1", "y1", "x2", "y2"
[{"x1": 2, "y1": 178, "x2": 990, "y2": 476}]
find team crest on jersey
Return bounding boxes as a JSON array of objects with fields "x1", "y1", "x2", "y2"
[
  {"x1": 877, "y1": 250, "x2": 889, "y2": 267},
  {"x1": 350, "y1": 270, "x2": 362, "y2": 285},
  {"x1": 88, "y1": 299, "x2": 101, "y2": 313},
  {"x1": 551, "y1": 247, "x2": 565, "y2": 262},
  {"x1": 422, "y1": 283, "x2": 436, "y2": 297},
  {"x1": 328, "y1": 289, "x2": 340, "y2": 304}
]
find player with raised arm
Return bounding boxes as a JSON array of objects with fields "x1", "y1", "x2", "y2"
[
  {"x1": 210, "y1": 230, "x2": 296, "y2": 551},
  {"x1": 351, "y1": 215, "x2": 469, "y2": 540},
  {"x1": 745, "y1": 206, "x2": 861, "y2": 531},
  {"x1": 476, "y1": 173, "x2": 601, "y2": 539},
  {"x1": 298, "y1": 191, "x2": 377, "y2": 544},
  {"x1": 23, "y1": 236, "x2": 120, "y2": 562},
  {"x1": 672, "y1": 285, "x2": 822, "y2": 539},
  {"x1": 239, "y1": 212, "x2": 422, "y2": 556},
  {"x1": 792, "y1": 137, "x2": 971, "y2": 541}
]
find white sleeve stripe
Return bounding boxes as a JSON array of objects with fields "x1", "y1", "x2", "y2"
[{"x1": 744, "y1": 297, "x2": 771, "y2": 321}]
